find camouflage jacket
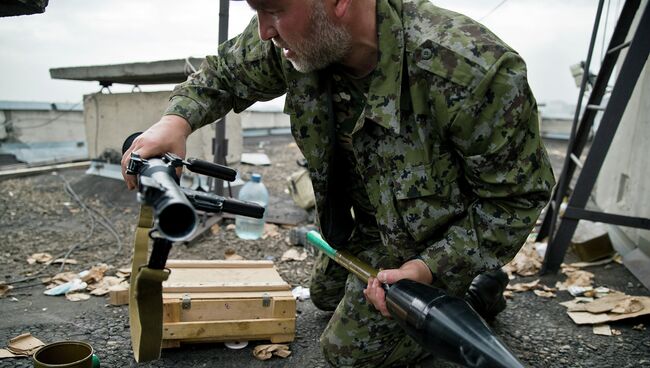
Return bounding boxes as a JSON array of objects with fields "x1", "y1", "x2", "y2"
[{"x1": 165, "y1": 0, "x2": 555, "y2": 284}]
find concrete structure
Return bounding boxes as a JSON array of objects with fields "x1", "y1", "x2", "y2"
[
  {"x1": 594, "y1": 0, "x2": 649, "y2": 286},
  {"x1": 83, "y1": 91, "x2": 242, "y2": 164},
  {"x1": 0, "y1": 100, "x2": 87, "y2": 164},
  {"x1": 52, "y1": 59, "x2": 291, "y2": 164},
  {"x1": 0, "y1": 100, "x2": 84, "y2": 143}
]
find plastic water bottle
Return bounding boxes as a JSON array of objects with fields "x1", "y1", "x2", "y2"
[{"x1": 235, "y1": 173, "x2": 269, "y2": 240}]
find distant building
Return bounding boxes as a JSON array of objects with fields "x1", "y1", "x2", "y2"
[{"x1": 0, "y1": 100, "x2": 87, "y2": 165}]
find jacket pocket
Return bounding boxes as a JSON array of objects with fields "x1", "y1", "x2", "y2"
[{"x1": 393, "y1": 155, "x2": 463, "y2": 243}]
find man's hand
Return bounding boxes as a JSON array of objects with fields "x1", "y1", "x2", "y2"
[
  {"x1": 120, "y1": 115, "x2": 192, "y2": 190},
  {"x1": 363, "y1": 259, "x2": 433, "y2": 317}
]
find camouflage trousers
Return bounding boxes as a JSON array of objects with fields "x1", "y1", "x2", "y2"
[{"x1": 309, "y1": 226, "x2": 457, "y2": 367}]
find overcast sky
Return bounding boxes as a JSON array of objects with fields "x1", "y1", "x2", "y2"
[{"x1": 0, "y1": 0, "x2": 623, "y2": 107}]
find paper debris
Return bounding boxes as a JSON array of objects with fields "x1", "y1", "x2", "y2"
[
  {"x1": 503, "y1": 241, "x2": 543, "y2": 277},
  {"x1": 27, "y1": 253, "x2": 53, "y2": 265},
  {"x1": 7, "y1": 333, "x2": 45, "y2": 356},
  {"x1": 88, "y1": 276, "x2": 127, "y2": 296},
  {"x1": 533, "y1": 290, "x2": 556, "y2": 298},
  {"x1": 281, "y1": 248, "x2": 308, "y2": 262},
  {"x1": 65, "y1": 293, "x2": 91, "y2": 302},
  {"x1": 0, "y1": 283, "x2": 12, "y2": 298},
  {"x1": 508, "y1": 279, "x2": 540, "y2": 292},
  {"x1": 568, "y1": 285, "x2": 593, "y2": 297},
  {"x1": 611, "y1": 298, "x2": 644, "y2": 314},
  {"x1": 116, "y1": 268, "x2": 131, "y2": 279},
  {"x1": 81, "y1": 264, "x2": 110, "y2": 284},
  {"x1": 633, "y1": 324, "x2": 646, "y2": 331},
  {"x1": 556, "y1": 266, "x2": 594, "y2": 290},
  {"x1": 593, "y1": 324, "x2": 613, "y2": 336},
  {"x1": 210, "y1": 224, "x2": 221, "y2": 235},
  {"x1": 563, "y1": 293, "x2": 650, "y2": 325},
  {"x1": 0, "y1": 349, "x2": 20, "y2": 358},
  {"x1": 503, "y1": 290, "x2": 514, "y2": 299},
  {"x1": 51, "y1": 258, "x2": 78, "y2": 265},
  {"x1": 224, "y1": 248, "x2": 245, "y2": 261},
  {"x1": 241, "y1": 153, "x2": 271, "y2": 166},
  {"x1": 50, "y1": 271, "x2": 78, "y2": 284},
  {"x1": 226, "y1": 224, "x2": 236, "y2": 231},
  {"x1": 253, "y1": 344, "x2": 291, "y2": 360},
  {"x1": 262, "y1": 223, "x2": 281, "y2": 239},
  {"x1": 292, "y1": 286, "x2": 311, "y2": 301}
]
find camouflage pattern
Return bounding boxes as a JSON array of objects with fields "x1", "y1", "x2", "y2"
[{"x1": 165, "y1": 0, "x2": 556, "y2": 366}]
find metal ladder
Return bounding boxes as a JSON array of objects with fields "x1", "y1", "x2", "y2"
[{"x1": 537, "y1": 0, "x2": 650, "y2": 274}]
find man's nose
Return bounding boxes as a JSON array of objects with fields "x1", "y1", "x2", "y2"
[{"x1": 257, "y1": 13, "x2": 278, "y2": 41}]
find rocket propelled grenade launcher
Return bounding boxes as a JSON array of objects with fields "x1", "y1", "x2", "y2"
[
  {"x1": 122, "y1": 132, "x2": 264, "y2": 267},
  {"x1": 305, "y1": 231, "x2": 524, "y2": 368}
]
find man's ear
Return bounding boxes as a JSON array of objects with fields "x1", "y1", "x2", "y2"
[{"x1": 332, "y1": 0, "x2": 352, "y2": 19}]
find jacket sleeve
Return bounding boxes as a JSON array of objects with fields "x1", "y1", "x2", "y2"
[
  {"x1": 418, "y1": 52, "x2": 555, "y2": 292},
  {"x1": 164, "y1": 17, "x2": 287, "y2": 131}
]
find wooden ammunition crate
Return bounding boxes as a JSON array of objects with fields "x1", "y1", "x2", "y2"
[{"x1": 161, "y1": 260, "x2": 296, "y2": 348}]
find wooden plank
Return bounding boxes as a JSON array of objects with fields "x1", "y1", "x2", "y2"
[
  {"x1": 109, "y1": 286, "x2": 129, "y2": 306},
  {"x1": 163, "y1": 283, "x2": 291, "y2": 293},
  {"x1": 163, "y1": 300, "x2": 181, "y2": 323},
  {"x1": 163, "y1": 266, "x2": 290, "y2": 291},
  {"x1": 163, "y1": 318, "x2": 295, "y2": 341},
  {"x1": 165, "y1": 260, "x2": 274, "y2": 268},
  {"x1": 0, "y1": 161, "x2": 91, "y2": 180},
  {"x1": 162, "y1": 297, "x2": 295, "y2": 322},
  {"x1": 162, "y1": 290, "x2": 293, "y2": 299}
]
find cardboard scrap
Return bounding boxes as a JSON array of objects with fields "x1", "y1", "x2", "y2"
[
  {"x1": 224, "y1": 248, "x2": 245, "y2": 261},
  {"x1": 0, "y1": 283, "x2": 12, "y2": 298},
  {"x1": 65, "y1": 293, "x2": 91, "y2": 302},
  {"x1": 81, "y1": 264, "x2": 110, "y2": 284},
  {"x1": 51, "y1": 258, "x2": 78, "y2": 265},
  {"x1": 0, "y1": 349, "x2": 22, "y2": 358},
  {"x1": 556, "y1": 266, "x2": 594, "y2": 290},
  {"x1": 6, "y1": 333, "x2": 45, "y2": 357},
  {"x1": 562, "y1": 293, "x2": 650, "y2": 325},
  {"x1": 262, "y1": 223, "x2": 281, "y2": 240},
  {"x1": 281, "y1": 248, "x2": 308, "y2": 262},
  {"x1": 593, "y1": 324, "x2": 613, "y2": 336},
  {"x1": 507, "y1": 279, "x2": 556, "y2": 297},
  {"x1": 503, "y1": 242, "x2": 543, "y2": 277},
  {"x1": 116, "y1": 267, "x2": 132, "y2": 279},
  {"x1": 88, "y1": 276, "x2": 128, "y2": 296},
  {"x1": 534, "y1": 290, "x2": 556, "y2": 298},
  {"x1": 27, "y1": 253, "x2": 53, "y2": 265},
  {"x1": 253, "y1": 344, "x2": 291, "y2": 360}
]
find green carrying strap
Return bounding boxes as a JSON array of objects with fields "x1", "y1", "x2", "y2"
[{"x1": 129, "y1": 205, "x2": 170, "y2": 363}]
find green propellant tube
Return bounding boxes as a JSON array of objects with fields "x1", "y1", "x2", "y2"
[
  {"x1": 305, "y1": 230, "x2": 524, "y2": 368},
  {"x1": 305, "y1": 230, "x2": 378, "y2": 283}
]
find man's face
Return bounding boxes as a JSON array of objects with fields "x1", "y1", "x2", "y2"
[{"x1": 249, "y1": 0, "x2": 351, "y2": 73}]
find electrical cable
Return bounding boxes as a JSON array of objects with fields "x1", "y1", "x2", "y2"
[
  {"x1": 1, "y1": 102, "x2": 82, "y2": 129},
  {"x1": 6, "y1": 173, "x2": 124, "y2": 286},
  {"x1": 479, "y1": 0, "x2": 508, "y2": 22}
]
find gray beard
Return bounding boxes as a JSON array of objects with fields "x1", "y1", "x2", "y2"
[{"x1": 288, "y1": 1, "x2": 352, "y2": 73}]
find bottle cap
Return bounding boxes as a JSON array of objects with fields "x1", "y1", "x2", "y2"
[{"x1": 251, "y1": 173, "x2": 262, "y2": 182}]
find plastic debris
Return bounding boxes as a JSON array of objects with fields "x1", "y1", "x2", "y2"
[
  {"x1": 224, "y1": 341, "x2": 248, "y2": 350},
  {"x1": 291, "y1": 286, "x2": 311, "y2": 301},
  {"x1": 44, "y1": 278, "x2": 87, "y2": 296}
]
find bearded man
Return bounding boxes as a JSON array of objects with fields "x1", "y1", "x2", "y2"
[{"x1": 122, "y1": 0, "x2": 555, "y2": 366}]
